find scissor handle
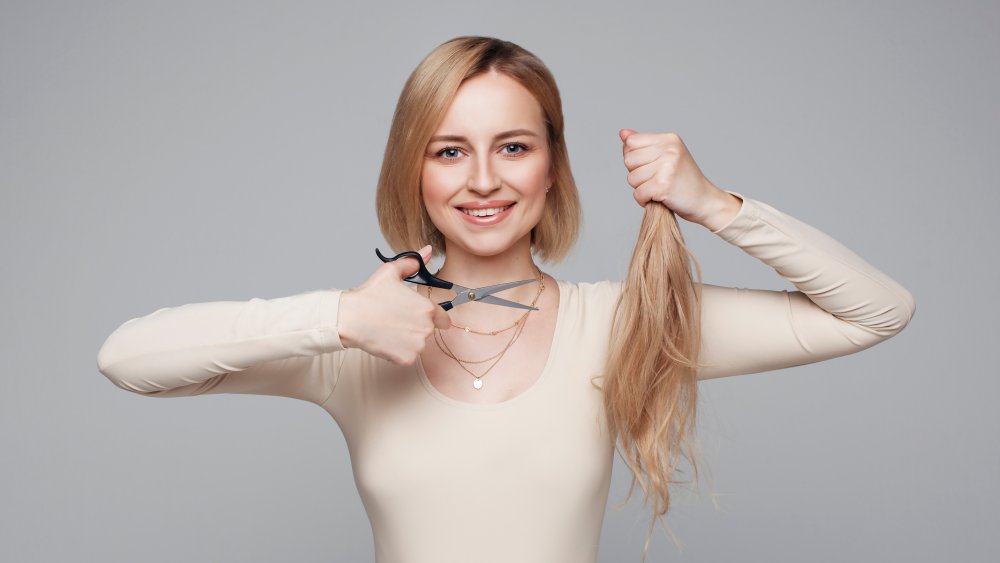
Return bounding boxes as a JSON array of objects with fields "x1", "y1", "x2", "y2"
[{"x1": 375, "y1": 248, "x2": 453, "y2": 290}]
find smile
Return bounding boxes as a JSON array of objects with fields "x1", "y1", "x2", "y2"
[
  {"x1": 453, "y1": 203, "x2": 516, "y2": 226},
  {"x1": 458, "y1": 204, "x2": 514, "y2": 217}
]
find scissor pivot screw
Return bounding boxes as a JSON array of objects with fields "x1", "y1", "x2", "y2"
[{"x1": 467, "y1": 291, "x2": 476, "y2": 300}]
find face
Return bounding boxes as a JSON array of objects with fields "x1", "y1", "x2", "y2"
[{"x1": 421, "y1": 70, "x2": 552, "y2": 258}]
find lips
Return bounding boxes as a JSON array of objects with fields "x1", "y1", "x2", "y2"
[
  {"x1": 453, "y1": 202, "x2": 516, "y2": 225},
  {"x1": 455, "y1": 199, "x2": 515, "y2": 209},
  {"x1": 457, "y1": 203, "x2": 514, "y2": 217}
]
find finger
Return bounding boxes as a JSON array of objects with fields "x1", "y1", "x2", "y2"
[
  {"x1": 391, "y1": 244, "x2": 433, "y2": 279},
  {"x1": 625, "y1": 154, "x2": 671, "y2": 189},
  {"x1": 633, "y1": 181, "x2": 663, "y2": 207},
  {"x1": 622, "y1": 132, "x2": 664, "y2": 152},
  {"x1": 432, "y1": 306, "x2": 451, "y2": 329},
  {"x1": 622, "y1": 144, "x2": 663, "y2": 172},
  {"x1": 619, "y1": 128, "x2": 638, "y2": 143}
]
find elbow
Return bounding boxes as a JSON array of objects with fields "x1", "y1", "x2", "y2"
[
  {"x1": 880, "y1": 287, "x2": 917, "y2": 338},
  {"x1": 894, "y1": 287, "x2": 917, "y2": 334},
  {"x1": 96, "y1": 335, "x2": 155, "y2": 396},
  {"x1": 96, "y1": 337, "x2": 122, "y2": 388},
  {"x1": 96, "y1": 361, "x2": 162, "y2": 397},
  {"x1": 96, "y1": 347, "x2": 137, "y2": 395}
]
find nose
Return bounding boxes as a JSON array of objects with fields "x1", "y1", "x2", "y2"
[{"x1": 466, "y1": 154, "x2": 501, "y2": 196}]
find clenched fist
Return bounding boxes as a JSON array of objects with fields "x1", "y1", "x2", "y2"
[
  {"x1": 619, "y1": 129, "x2": 740, "y2": 231},
  {"x1": 337, "y1": 244, "x2": 451, "y2": 365}
]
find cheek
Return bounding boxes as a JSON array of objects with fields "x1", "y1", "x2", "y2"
[
  {"x1": 421, "y1": 166, "x2": 459, "y2": 204},
  {"x1": 509, "y1": 158, "x2": 550, "y2": 192}
]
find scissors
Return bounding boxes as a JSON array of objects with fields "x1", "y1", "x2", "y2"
[{"x1": 375, "y1": 248, "x2": 539, "y2": 312}]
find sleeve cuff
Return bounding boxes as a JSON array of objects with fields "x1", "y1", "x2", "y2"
[
  {"x1": 710, "y1": 190, "x2": 760, "y2": 244},
  {"x1": 316, "y1": 288, "x2": 347, "y2": 353}
]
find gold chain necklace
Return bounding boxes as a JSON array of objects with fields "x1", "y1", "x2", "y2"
[
  {"x1": 428, "y1": 265, "x2": 544, "y2": 335},
  {"x1": 426, "y1": 266, "x2": 545, "y2": 390},
  {"x1": 432, "y1": 315, "x2": 529, "y2": 389}
]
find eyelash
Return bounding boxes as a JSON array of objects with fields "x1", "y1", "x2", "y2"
[{"x1": 435, "y1": 143, "x2": 530, "y2": 159}]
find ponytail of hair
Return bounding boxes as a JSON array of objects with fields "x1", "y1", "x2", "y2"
[{"x1": 602, "y1": 202, "x2": 709, "y2": 560}]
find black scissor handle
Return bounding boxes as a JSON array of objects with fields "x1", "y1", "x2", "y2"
[{"x1": 375, "y1": 248, "x2": 453, "y2": 290}]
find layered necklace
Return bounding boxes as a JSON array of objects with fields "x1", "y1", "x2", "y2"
[{"x1": 426, "y1": 265, "x2": 545, "y2": 390}]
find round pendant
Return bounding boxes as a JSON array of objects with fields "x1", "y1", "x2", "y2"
[{"x1": 473, "y1": 378, "x2": 484, "y2": 390}]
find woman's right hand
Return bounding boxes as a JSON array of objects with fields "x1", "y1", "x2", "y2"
[{"x1": 337, "y1": 244, "x2": 451, "y2": 365}]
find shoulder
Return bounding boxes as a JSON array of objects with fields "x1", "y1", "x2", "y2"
[
  {"x1": 554, "y1": 279, "x2": 623, "y2": 320},
  {"x1": 557, "y1": 279, "x2": 623, "y2": 299}
]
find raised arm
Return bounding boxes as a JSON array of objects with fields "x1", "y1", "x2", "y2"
[
  {"x1": 696, "y1": 191, "x2": 916, "y2": 380},
  {"x1": 96, "y1": 288, "x2": 347, "y2": 405}
]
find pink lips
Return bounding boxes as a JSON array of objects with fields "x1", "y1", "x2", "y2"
[
  {"x1": 455, "y1": 199, "x2": 515, "y2": 210},
  {"x1": 454, "y1": 202, "x2": 516, "y2": 226}
]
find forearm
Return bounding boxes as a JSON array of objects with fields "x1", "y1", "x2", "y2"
[
  {"x1": 699, "y1": 187, "x2": 744, "y2": 233},
  {"x1": 96, "y1": 288, "x2": 346, "y2": 399}
]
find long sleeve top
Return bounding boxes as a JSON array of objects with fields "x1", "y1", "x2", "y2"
[{"x1": 96, "y1": 192, "x2": 916, "y2": 563}]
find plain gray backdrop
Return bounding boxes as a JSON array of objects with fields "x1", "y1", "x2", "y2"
[{"x1": 2, "y1": 0, "x2": 996, "y2": 561}]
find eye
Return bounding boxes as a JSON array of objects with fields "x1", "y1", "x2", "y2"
[
  {"x1": 502, "y1": 143, "x2": 528, "y2": 156},
  {"x1": 435, "y1": 147, "x2": 463, "y2": 159}
]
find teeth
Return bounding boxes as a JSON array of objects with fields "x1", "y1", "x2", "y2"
[{"x1": 460, "y1": 204, "x2": 512, "y2": 217}]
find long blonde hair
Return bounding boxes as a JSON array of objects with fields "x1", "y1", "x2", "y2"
[
  {"x1": 603, "y1": 205, "x2": 707, "y2": 558},
  {"x1": 376, "y1": 36, "x2": 707, "y2": 558}
]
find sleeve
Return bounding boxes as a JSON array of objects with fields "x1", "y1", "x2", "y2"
[
  {"x1": 96, "y1": 288, "x2": 348, "y2": 406},
  {"x1": 696, "y1": 191, "x2": 916, "y2": 380}
]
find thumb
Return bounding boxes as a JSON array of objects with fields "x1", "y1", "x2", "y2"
[
  {"x1": 392, "y1": 244, "x2": 433, "y2": 279},
  {"x1": 619, "y1": 128, "x2": 637, "y2": 143},
  {"x1": 432, "y1": 305, "x2": 451, "y2": 330}
]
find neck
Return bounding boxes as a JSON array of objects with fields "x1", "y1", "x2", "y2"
[
  {"x1": 435, "y1": 234, "x2": 541, "y2": 294},
  {"x1": 428, "y1": 233, "x2": 549, "y2": 325}
]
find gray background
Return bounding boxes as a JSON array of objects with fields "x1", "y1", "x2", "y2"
[{"x1": 2, "y1": 0, "x2": 996, "y2": 561}]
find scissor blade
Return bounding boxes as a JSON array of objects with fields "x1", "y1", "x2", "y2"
[
  {"x1": 449, "y1": 279, "x2": 537, "y2": 308},
  {"x1": 474, "y1": 278, "x2": 537, "y2": 295},
  {"x1": 478, "y1": 294, "x2": 538, "y2": 311}
]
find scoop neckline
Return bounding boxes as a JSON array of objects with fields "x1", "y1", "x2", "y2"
[{"x1": 415, "y1": 279, "x2": 566, "y2": 411}]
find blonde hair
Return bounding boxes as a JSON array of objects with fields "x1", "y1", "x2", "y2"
[
  {"x1": 603, "y1": 205, "x2": 708, "y2": 559},
  {"x1": 376, "y1": 36, "x2": 579, "y2": 263},
  {"x1": 376, "y1": 36, "x2": 707, "y2": 560}
]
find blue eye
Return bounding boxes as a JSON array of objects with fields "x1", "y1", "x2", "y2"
[
  {"x1": 437, "y1": 147, "x2": 462, "y2": 159},
  {"x1": 503, "y1": 143, "x2": 527, "y2": 155}
]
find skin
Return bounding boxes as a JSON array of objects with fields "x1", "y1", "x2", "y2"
[
  {"x1": 420, "y1": 70, "x2": 554, "y2": 324},
  {"x1": 618, "y1": 128, "x2": 742, "y2": 231},
  {"x1": 338, "y1": 71, "x2": 742, "y2": 379}
]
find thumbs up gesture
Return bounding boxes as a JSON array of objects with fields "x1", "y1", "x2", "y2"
[
  {"x1": 337, "y1": 244, "x2": 451, "y2": 365},
  {"x1": 619, "y1": 129, "x2": 737, "y2": 229}
]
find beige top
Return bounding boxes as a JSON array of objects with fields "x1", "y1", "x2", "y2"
[{"x1": 96, "y1": 193, "x2": 916, "y2": 563}]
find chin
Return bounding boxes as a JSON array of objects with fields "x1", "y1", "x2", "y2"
[{"x1": 445, "y1": 230, "x2": 532, "y2": 258}]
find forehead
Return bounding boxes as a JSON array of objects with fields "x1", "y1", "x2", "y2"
[{"x1": 433, "y1": 71, "x2": 545, "y2": 135}]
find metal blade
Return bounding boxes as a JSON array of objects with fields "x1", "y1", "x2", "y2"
[
  {"x1": 477, "y1": 294, "x2": 539, "y2": 311},
  {"x1": 448, "y1": 279, "x2": 538, "y2": 308}
]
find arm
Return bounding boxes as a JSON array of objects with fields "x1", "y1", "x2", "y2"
[
  {"x1": 96, "y1": 288, "x2": 347, "y2": 405},
  {"x1": 696, "y1": 191, "x2": 916, "y2": 380}
]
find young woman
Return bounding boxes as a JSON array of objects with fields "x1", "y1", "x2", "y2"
[{"x1": 97, "y1": 36, "x2": 916, "y2": 563}]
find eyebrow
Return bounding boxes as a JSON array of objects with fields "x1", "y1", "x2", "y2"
[{"x1": 428, "y1": 129, "x2": 540, "y2": 143}]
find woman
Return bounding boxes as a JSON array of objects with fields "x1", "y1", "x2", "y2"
[{"x1": 97, "y1": 36, "x2": 916, "y2": 563}]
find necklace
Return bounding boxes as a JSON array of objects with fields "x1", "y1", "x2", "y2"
[
  {"x1": 426, "y1": 266, "x2": 545, "y2": 390},
  {"x1": 433, "y1": 314, "x2": 529, "y2": 389},
  {"x1": 428, "y1": 265, "x2": 544, "y2": 335}
]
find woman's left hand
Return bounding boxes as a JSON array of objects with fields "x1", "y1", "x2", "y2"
[{"x1": 619, "y1": 128, "x2": 737, "y2": 229}]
